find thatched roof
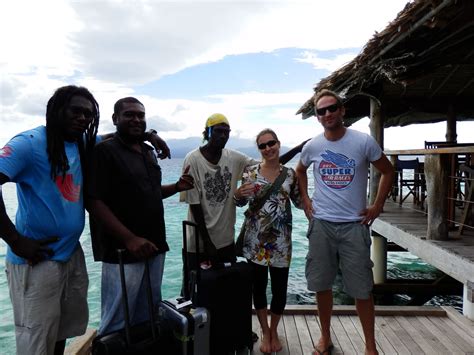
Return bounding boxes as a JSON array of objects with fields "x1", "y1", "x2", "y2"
[{"x1": 297, "y1": 0, "x2": 474, "y2": 127}]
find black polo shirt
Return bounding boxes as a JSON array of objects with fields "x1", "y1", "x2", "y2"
[{"x1": 88, "y1": 135, "x2": 169, "y2": 264}]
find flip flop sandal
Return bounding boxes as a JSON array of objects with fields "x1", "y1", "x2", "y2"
[{"x1": 313, "y1": 344, "x2": 334, "y2": 355}]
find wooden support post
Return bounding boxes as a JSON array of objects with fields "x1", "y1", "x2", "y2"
[
  {"x1": 445, "y1": 104, "x2": 457, "y2": 143},
  {"x1": 463, "y1": 281, "x2": 474, "y2": 320},
  {"x1": 371, "y1": 231, "x2": 387, "y2": 284},
  {"x1": 369, "y1": 98, "x2": 387, "y2": 285},
  {"x1": 424, "y1": 154, "x2": 449, "y2": 240},
  {"x1": 369, "y1": 98, "x2": 384, "y2": 205},
  {"x1": 446, "y1": 105, "x2": 457, "y2": 229}
]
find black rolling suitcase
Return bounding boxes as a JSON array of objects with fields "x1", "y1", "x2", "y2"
[
  {"x1": 196, "y1": 262, "x2": 253, "y2": 354},
  {"x1": 158, "y1": 220, "x2": 211, "y2": 355},
  {"x1": 185, "y1": 221, "x2": 254, "y2": 354},
  {"x1": 92, "y1": 250, "x2": 161, "y2": 355}
]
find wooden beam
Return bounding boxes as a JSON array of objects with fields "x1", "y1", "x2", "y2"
[
  {"x1": 424, "y1": 154, "x2": 449, "y2": 240},
  {"x1": 281, "y1": 305, "x2": 447, "y2": 317},
  {"x1": 429, "y1": 65, "x2": 460, "y2": 99},
  {"x1": 442, "y1": 306, "x2": 474, "y2": 332},
  {"x1": 385, "y1": 146, "x2": 474, "y2": 155},
  {"x1": 369, "y1": 98, "x2": 384, "y2": 205},
  {"x1": 456, "y1": 77, "x2": 474, "y2": 95},
  {"x1": 445, "y1": 104, "x2": 457, "y2": 143}
]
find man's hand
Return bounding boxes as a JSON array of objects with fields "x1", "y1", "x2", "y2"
[
  {"x1": 176, "y1": 165, "x2": 194, "y2": 191},
  {"x1": 146, "y1": 130, "x2": 171, "y2": 159},
  {"x1": 359, "y1": 203, "x2": 383, "y2": 226},
  {"x1": 10, "y1": 235, "x2": 58, "y2": 265},
  {"x1": 302, "y1": 196, "x2": 314, "y2": 221},
  {"x1": 125, "y1": 236, "x2": 158, "y2": 259}
]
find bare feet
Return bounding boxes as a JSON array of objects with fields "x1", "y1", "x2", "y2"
[
  {"x1": 259, "y1": 331, "x2": 272, "y2": 354},
  {"x1": 270, "y1": 332, "x2": 282, "y2": 352},
  {"x1": 365, "y1": 350, "x2": 379, "y2": 355},
  {"x1": 313, "y1": 337, "x2": 334, "y2": 355}
]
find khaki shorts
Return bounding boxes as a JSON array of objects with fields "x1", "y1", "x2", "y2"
[
  {"x1": 6, "y1": 245, "x2": 89, "y2": 355},
  {"x1": 305, "y1": 218, "x2": 374, "y2": 299}
]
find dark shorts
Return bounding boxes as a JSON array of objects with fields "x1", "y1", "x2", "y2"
[{"x1": 305, "y1": 218, "x2": 374, "y2": 299}]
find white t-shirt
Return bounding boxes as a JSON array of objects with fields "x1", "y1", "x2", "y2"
[
  {"x1": 181, "y1": 148, "x2": 257, "y2": 251},
  {"x1": 300, "y1": 129, "x2": 382, "y2": 222}
]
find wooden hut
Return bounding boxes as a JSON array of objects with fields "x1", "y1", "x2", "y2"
[{"x1": 296, "y1": 0, "x2": 474, "y2": 320}]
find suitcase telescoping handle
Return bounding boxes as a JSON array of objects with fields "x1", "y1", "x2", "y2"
[
  {"x1": 117, "y1": 249, "x2": 157, "y2": 346},
  {"x1": 182, "y1": 220, "x2": 201, "y2": 300}
]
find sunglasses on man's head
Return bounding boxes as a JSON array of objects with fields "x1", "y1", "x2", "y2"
[
  {"x1": 258, "y1": 140, "x2": 278, "y2": 150},
  {"x1": 316, "y1": 103, "x2": 340, "y2": 116}
]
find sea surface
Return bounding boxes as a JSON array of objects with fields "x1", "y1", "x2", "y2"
[{"x1": 0, "y1": 158, "x2": 462, "y2": 352}]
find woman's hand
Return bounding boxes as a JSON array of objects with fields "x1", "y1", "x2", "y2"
[{"x1": 235, "y1": 182, "x2": 254, "y2": 200}]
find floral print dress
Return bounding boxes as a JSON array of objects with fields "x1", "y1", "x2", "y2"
[{"x1": 239, "y1": 164, "x2": 302, "y2": 267}]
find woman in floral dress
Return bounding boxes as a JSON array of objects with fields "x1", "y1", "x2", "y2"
[{"x1": 234, "y1": 128, "x2": 302, "y2": 353}]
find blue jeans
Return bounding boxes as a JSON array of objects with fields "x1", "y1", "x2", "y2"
[{"x1": 98, "y1": 253, "x2": 166, "y2": 335}]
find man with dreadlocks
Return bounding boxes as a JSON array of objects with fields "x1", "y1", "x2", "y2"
[
  {"x1": 0, "y1": 85, "x2": 99, "y2": 355},
  {"x1": 0, "y1": 85, "x2": 96, "y2": 354}
]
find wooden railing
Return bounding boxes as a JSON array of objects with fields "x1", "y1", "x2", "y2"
[{"x1": 383, "y1": 146, "x2": 474, "y2": 240}]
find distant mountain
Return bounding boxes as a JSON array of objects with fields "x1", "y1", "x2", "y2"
[{"x1": 165, "y1": 137, "x2": 291, "y2": 158}]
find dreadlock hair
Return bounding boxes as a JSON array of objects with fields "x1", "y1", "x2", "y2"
[{"x1": 45, "y1": 85, "x2": 100, "y2": 181}]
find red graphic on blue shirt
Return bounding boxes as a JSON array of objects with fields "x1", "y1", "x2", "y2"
[
  {"x1": 55, "y1": 174, "x2": 81, "y2": 202},
  {"x1": 319, "y1": 150, "x2": 355, "y2": 189},
  {"x1": 0, "y1": 146, "x2": 12, "y2": 157}
]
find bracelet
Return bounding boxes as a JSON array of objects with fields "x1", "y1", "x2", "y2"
[
  {"x1": 175, "y1": 181, "x2": 180, "y2": 192},
  {"x1": 233, "y1": 194, "x2": 245, "y2": 203}
]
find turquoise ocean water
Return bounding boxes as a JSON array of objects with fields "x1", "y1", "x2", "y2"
[{"x1": 0, "y1": 158, "x2": 461, "y2": 352}]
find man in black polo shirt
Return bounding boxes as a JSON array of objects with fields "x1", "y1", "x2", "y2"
[{"x1": 88, "y1": 97, "x2": 193, "y2": 335}]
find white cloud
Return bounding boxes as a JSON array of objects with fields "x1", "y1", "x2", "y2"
[
  {"x1": 2, "y1": 0, "x2": 409, "y2": 85},
  {"x1": 0, "y1": 0, "x2": 413, "y2": 145},
  {"x1": 295, "y1": 51, "x2": 358, "y2": 71}
]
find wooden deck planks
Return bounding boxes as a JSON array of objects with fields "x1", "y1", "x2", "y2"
[
  {"x1": 416, "y1": 315, "x2": 465, "y2": 354},
  {"x1": 65, "y1": 307, "x2": 474, "y2": 355},
  {"x1": 375, "y1": 316, "x2": 411, "y2": 354},
  {"x1": 245, "y1": 312, "x2": 473, "y2": 355},
  {"x1": 283, "y1": 315, "x2": 303, "y2": 354},
  {"x1": 294, "y1": 315, "x2": 315, "y2": 354}
]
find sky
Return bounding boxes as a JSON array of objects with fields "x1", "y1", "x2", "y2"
[{"x1": 1, "y1": 0, "x2": 472, "y2": 151}]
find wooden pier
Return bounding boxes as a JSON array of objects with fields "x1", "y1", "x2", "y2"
[
  {"x1": 252, "y1": 306, "x2": 474, "y2": 355},
  {"x1": 66, "y1": 305, "x2": 474, "y2": 355},
  {"x1": 373, "y1": 199, "x2": 474, "y2": 287}
]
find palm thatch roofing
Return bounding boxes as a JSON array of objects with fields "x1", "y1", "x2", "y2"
[{"x1": 296, "y1": 0, "x2": 474, "y2": 128}]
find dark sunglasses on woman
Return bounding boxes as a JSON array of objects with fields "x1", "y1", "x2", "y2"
[{"x1": 258, "y1": 140, "x2": 278, "y2": 150}]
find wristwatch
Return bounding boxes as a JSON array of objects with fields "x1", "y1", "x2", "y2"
[{"x1": 145, "y1": 129, "x2": 158, "y2": 140}]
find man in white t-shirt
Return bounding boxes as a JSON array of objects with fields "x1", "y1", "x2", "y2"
[
  {"x1": 296, "y1": 90, "x2": 394, "y2": 355},
  {"x1": 182, "y1": 114, "x2": 256, "y2": 264}
]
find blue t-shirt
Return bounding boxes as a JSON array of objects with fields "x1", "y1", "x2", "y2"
[{"x1": 0, "y1": 126, "x2": 85, "y2": 264}]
